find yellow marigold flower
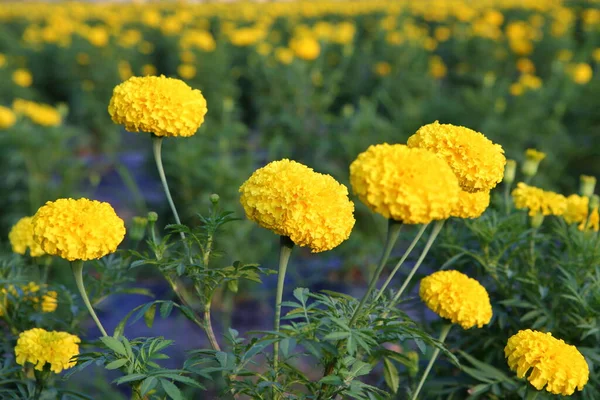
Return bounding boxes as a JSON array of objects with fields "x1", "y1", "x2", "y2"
[
  {"x1": 12, "y1": 99, "x2": 62, "y2": 127},
  {"x1": 15, "y1": 328, "x2": 80, "y2": 373},
  {"x1": 451, "y1": 190, "x2": 490, "y2": 219},
  {"x1": 177, "y1": 64, "x2": 196, "y2": 80},
  {"x1": 428, "y1": 55, "x2": 447, "y2": 79},
  {"x1": 275, "y1": 47, "x2": 294, "y2": 65},
  {"x1": 32, "y1": 198, "x2": 126, "y2": 261},
  {"x1": 512, "y1": 183, "x2": 567, "y2": 217},
  {"x1": 229, "y1": 27, "x2": 265, "y2": 47},
  {"x1": 239, "y1": 159, "x2": 355, "y2": 253},
  {"x1": 290, "y1": 36, "x2": 320, "y2": 61},
  {"x1": 0, "y1": 105, "x2": 16, "y2": 129},
  {"x1": 8, "y1": 217, "x2": 45, "y2": 257},
  {"x1": 41, "y1": 291, "x2": 58, "y2": 313},
  {"x1": 563, "y1": 194, "x2": 599, "y2": 232},
  {"x1": 505, "y1": 330, "x2": 589, "y2": 395},
  {"x1": 419, "y1": 270, "x2": 492, "y2": 329},
  {"x1": 12, "y1": 68, "x2": 33, "y2": 87},
  {"x1": 569, "y1": 63, "x2": 593, "y2": 85},
  {"x1": 108, "y1": 75, "x2": 207, "y2": 138},
  {"x1": 373, "y1": 62, "x2": 391, "y2": 77},
  {"x1": 141, "y1": 64, "x2": 157, "y2": 76},
  {"x1": 522, "y1": 148, "x2": 546, "y2": 177},
  {"x1": 407, "y1": 121, "x2": 506, "y2": 193},
  {"x1": 349, "y1": 144, "x2": 459, "y2": 224}
]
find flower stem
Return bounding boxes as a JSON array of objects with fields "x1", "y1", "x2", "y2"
[
  {"x1": 273, "y1": 236, "x2": 294, "y2": 376},
  {"x1": 204, "y1": 297, "x2": 221, "y2": 351},
  {"x1": 411, "y1": 324, "x2": 452, "y2": 400},
  {"x1": 71, "y1": 260, "x2": 108, "y2": 337},
  {"x1": 349, "y1": 219, "x2": 402, "y2": 326},
  {"x1": 391, "y1": 220, "x2": 444, "y2": 307},
  {"x1": 504, "y1": 182, "x2": 512, "y2": 216},
  {"x1": 375, "y1": 223, "x2": 429, "y2": 302},
  {"x1": 152, "y1": 135, "x2": 191, "y2": 263}
]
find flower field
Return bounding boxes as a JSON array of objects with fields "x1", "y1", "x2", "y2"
[{"x1": 0, "y1": 0, "x2": 599, "y2": 399}]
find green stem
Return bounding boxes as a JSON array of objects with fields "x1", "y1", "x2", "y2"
[
  {"x1": 152, "y1": 135, "x2": 191, "y2": 263},
  {"x1": 71, "y1": 260, "x2": 108, "y2": 337},
  {"x1": 349, "y1": 219, "x2": 402, "y2": 326},
  {"x1": 529, "y1": 229, "x2": 537, "y2": 268},
  {"x1": 504, "y1": 182, "x2": 512, "y2": 216},
  {"x1": 375, "y1": 224, "x2": 429, "y2": 302},
  {"x1": 391, "y1": 220, "x2": 445, "y2": 307},
  {"x1": 33, "y1": 369, "x2": 48, "y2": 400},
  {"x1": 204, "y1": 298, "x2": 221, "y2": 351},
  {"x1": 411, "y1": 324, "x2": 452, "y2": 400},
  {"x1": 273, "y1": 236, "x2": 294, "y2": 376}
]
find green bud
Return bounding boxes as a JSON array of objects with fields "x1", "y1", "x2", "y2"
[
  {"x1": 590, "y1": 194, "x2": 599, "y2": 210},
  {"x1": 530, "y1": 212, "x2": 544, "y2": 229},
  {"x1": 147, "y1": 211, "x2": 158, "y2": 222},
  {"x1": 579, "y1": 175, "x2": 596, "y2": 198},
  {"x1": 129, "y1": 216, "x2": 148, "y2": 241},
  {"x1": 504, "y1": 160, "x2": 517, "y2": 185},
  {"x1": 521, "y1": 149, "x2": 546, "y2": 179},
  {"x1": 209, "y1": 193, "x2": 220, "y2": 205}
]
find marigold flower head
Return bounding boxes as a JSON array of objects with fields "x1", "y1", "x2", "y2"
[
  {"x1": 419, "y1": 270, "x2": 492, "y2": 329},
  {"x1": 564, "y1": 194, "x2": 599, "y2": 232},
  {"x1": 289, "y1": 36, "x2": 321, "y2": 61},
  {"x1": 407, "y1": 121, "x2": 506, "y2": 192},
  {"x1": 15, "y1": 328, "x2": 80, "y2": 373},
  {"x1": 505, "y1": 329, "x2": 589, "y2": 395},
  {"x1": 12, "y1": 68, "x2": 33, "y2": 87},
  {"x1": 108, "y1": 75, "x2": 207, "y2": 138},
  {"x1": 9, "y1": 217, "x2": 45, "y2": 257},
  {"x1": 512, "y1": 183, "x2": 567, "y2": 217},
  {"x1": 12, "y1": 99, "x2": 62, "y2": 127},
  {"x1": 350, "y1": 144, "x2": 459, "y2": 224},
  {"x1": 522, "y1": 148, "x2": 546, "y2": 177},
  {"x1": 451, "y1": 190, "x2": 490, "y2": 219},
  {"x1": 239, "y1": 159, "x2": 355, "y2": 253},
  {"x1": 0, "y1": 105, "x2": 16, "y2": 129},
  {"x1": 32, "y1": 198, "x2": 126, "y2": 261}
]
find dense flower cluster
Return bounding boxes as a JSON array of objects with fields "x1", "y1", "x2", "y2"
[
  {"x1": 239, "y1": 159, "x2": 355, "y2": 252},
  {"x1": 8, "y1": 217, "x2": 45, "y2": 257},
  {"x1": 0, "y1": 282, "x2": 58, "y2": 316},
  {"x1": 108, "y1": 75, "x2": 208, "y2": 137},
  {"x1": 505, "y1": 329, "x2": 589, "y2": 395},
  {"x1": 407, "y1": 121, "x2": 506, "y2": 193},
  {"x1": 349, "y1": 144, "x2": 459, "y2": 224},
  {"x1": 15, "y1": 328, "x2": 80, "y2": 373},
  {"x1": 419, "y1": 270, "x2": 492, "y2": 329},
  {"x1": 12, "y1": 99, "x2": 61, "y2": 127},
  {"x1": 512, "y1": 183, "x2": 567, "y2": 217},
  {"x1": 451, "y1": 190, "x2": 491, "y2": 219},
  {"x1": 32, "y1": 198, "x2": 126, "y2": 261}
]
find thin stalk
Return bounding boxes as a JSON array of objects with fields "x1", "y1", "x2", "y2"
[
  {"x1": 273, "y1": 236, "x2": 294, "y2": 375},
  {"x1": 71, "y1": 260, "x2": 108, "y2": 337},
  {"x1": 375, "y1": 224, "x2": 429, "y2": 302},
  {"x1": 529, "y1": 229, "x2": 537, "y2": 268},
  {"x1": 411, "y1": 324, "x2": 452, "y2": 400},
  {"x1": 391, "y1": 220, "x2": 445, "y2": 307},
  {"x1": 504, "y1": 183, "x2": 512, "y2": 215},
  {"x1": 349, "y1": 219, "x2": 402, "y2": 326},
  {"x1": 204, "y1": 298, "x2": 221, "y2": 351},
  {"x1": 152, "y1": 135, "x2": 191, "y2": 263}
]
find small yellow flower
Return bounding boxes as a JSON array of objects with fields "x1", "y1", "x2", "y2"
[
  {"x1": 569, "y1": 63, "x2": 593, "y2": 85},
  {"x1": 141, "y1": 64, "x2": 157, "y2": 76},
  {"x1": 289, "y1": 36, "x2": 320, "y2": 61},
  {"x1": 15, "y1": 328, "x2": 80, "y2": 373},
  {"x1": 522, "y1": 149, "x2": 546, "y2": 177},
  {"x1": 407, "y1": 121, "x2": 506, "y2": 193},
  {"x1": 505, "y1": 330, "x2": 589, "y2": 395},
  {"x1": 373, "y1": 62, "x2": 391, "y2": 77},
  {"x1": 516, "y1": 58, "x2": 535, "y2": 73},
  {"x1": 12, "y1": 99, "x2": 61, "y2": 127},
  {"x1": 512, "y1": 183, "x2": 567, "y2": 217},
  {"x1": 41, "y1": 291, "x2": 58, "y2": 313},
  {"x1": 0, "y1": 105, "x2": 16, "y2": 129},
  {"x1": 12, "y1": 68, "x2": 33, "y2": 87},
  {"x1": 349, "y1": 144, "x2": 459, "y2": 224},
  {"x1": 563, "y1": 194, "x2": 599, "y2": 232},
  {"x1": 109, "y1": 75, "x2": 207, "y2": 138},
  {"x1": 451, "y1": 190, "x2": 490, "y2": 219},
  {"x1": 177, "y1": 64, "x2": 196, "y2": 79},
  {"x1": 239, "y1": 159, "x2": 355, "y2": 253},
  {"x1": 428, "y1": 55, "x2": 447, "y2": 79},
  {"x1": 420, "y1": 270, "x2": 492, "y2": 329},
  {"x1": 32, "y1": 198, "x2": 126, "y2": 261},
  {"x1": 275, "y1": 47, "x2": 294, "y2": 65},
  {"x1": 8, "y1": 217, "x2": 45, "y2": 257}
]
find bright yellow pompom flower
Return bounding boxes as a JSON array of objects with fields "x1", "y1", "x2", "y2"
[
  {"x1": 15, "y1": 328, "x2": 80, "y2": 373},
  {"x1": 108, "y1": 75, "x2": 207, "y2": 137},
  {"x1": 419, "y1": 270, "x2": 492, "y2": 329},
  {"x1": 505, "y1": 329, "x2": 589, "y2": 395},
  {"x1": 0, "y1": 105, "x2": 16, "y2": 129},
  {"x1": 8, "y1": 217, "x2": 45, "y2": 257},
  {"x1": 563, "y1": 194, "x2": 599, "y2": 232},
  {"x1": 349, "y1": 144, "x2": 460, "y2": 224},
  {"x1": 290, "y1": 36, "x2": 321, "y2": 61},
  {"x1": 12, "y1": 68, "x2": 33, "y2": 87},
  {"x1": 407, "y1": 121, "x2": 506, "y2": 193},
  {"x1": 512, "y1": 183, "x2": 567, "y2": 217},
  {"x1": 451, "y1": 190, "x2": 491, "y2": 219},
  {"x1": 32, "y1": 198, "x2": 126, "y2": 261},
  {"x1": 239, "y1": 159, "x2": 355, "y2": 253}
]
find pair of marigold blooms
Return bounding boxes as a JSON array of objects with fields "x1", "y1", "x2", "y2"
[{"x1": 7, "y1": 75, "x2": 589, "y2": 395}]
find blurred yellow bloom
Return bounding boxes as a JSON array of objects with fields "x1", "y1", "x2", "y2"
[
  {"x1": 177, "y1": 64, "x2": 196, "y2": 79},
  {"x1": 257, "y1": 42, "x2": 272, "y2": 56},
  {"x1": 568, "y1": 63, "x2": 593, "y2": 85},
  {"x1": 290, "y1": 36, "x2": 320, "y2": 61},
  {"x1": 229, "y1": 27, "x2": 265, "y2": 47},
  {"x1": 512, "y1": 183, "x2": 567, "y2": 217},
  {"x1": 373, "y1": 62, "x2": 391, "y2": 77},
  {"x1": 593, "y1": 48, "x2": 600, "y2": 63},
  {"x1": 76, "y1": 53, "x2": 90, "y2": 66},
  {"x1": 12, "y1": 68, "x2": 33, "y2": 87},
  {"x1": 180, "y1": 30, "x2": 216, "y2": 52},
  {"x1": 9, "y1": 217, "x2": 45, "y2": 257},
  {"x1": 434, "y1": 26, "x2": 451, "y2": 42},
  {"x1": 510, "y1": 83, "x2": 524, "y2": 96},
  {"x1": 0, "y1": 53, "x2": 7, "y2": 67},
  {"x1": 139, "y1": 41, "x2": 154, "y2": 55},
  {"x1": 563, "y1": 194, "x2": 599, "y2": 232},
  {"x1": 331, "y1": 21, "x2": 355, "y2": 45},
  {"x1": 12, "y1": 99, "x2": 61, "y2": 127},
  {"x1": 0, "y1": 105, "x2": 16, "y2": 129},
  {"x1": 84, "y1": 26, "x2": 109, "y2": 47},
  {"x1": 428, "y1": 55, "x2": 447, "y2": 79},
  {"x1": 516, "y1": 58, "x2": 535, "y2": 74},
  {"x1": 141, "y1": 64, "x2": 157, "y2": 76},
  {"x1": 557, "y1": 49, "x2": 573, "y2": 62},
  {"x1": 118, "y1": 60, "x2": 133, "y2": 81},
  {"x1": 275, "y1": 47, "x2": 294, "y2": 65}
]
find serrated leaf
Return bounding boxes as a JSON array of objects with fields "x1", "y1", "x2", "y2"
[
  {"x1": 161, "y1": 379, "x2": 183, "y2": 400},
  {"x1": 105, "y1": 359, "x2": 128, "y2": 370},
  {"x1": 383, "y1": 358, "x2": 400, "y2": 393},
  {"x1": 100, "y1": 337, "x2": 127, "y2": 356},
  {"x1": 140, "y1": 377, "x2": 157, "y2": 396}
]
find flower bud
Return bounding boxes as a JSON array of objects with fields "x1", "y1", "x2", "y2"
[
  {"x1": 579, "y1": 175, "x2": 596, "y2": 198},
  {"x1": 521, "y1": 149, "x2": 546, "y2": 178},
  {"x1": 590, "y1": 194, "x2": 599, "y2": 210},
  {"x1": 147, "y1": 211, "x2": 158, "y2": 222},
  {"x1": 209, "y1": 193, "x2": 220, "y2": 205},
  {"x1": 504, "y1": 159, "x2": 517, "y2": 185},
  {"x1": 530, "y1": 211, "x2": 545, "y2": 229},
  {"x1": 129, "y1": 216, "x2": 148, "y2": 241}
]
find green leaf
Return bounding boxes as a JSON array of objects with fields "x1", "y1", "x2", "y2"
[
  {"x1": 279, "y1": 338, "x2": 296, "y2": 358},
  {"x1": 319, "y1": 375, "x2": 343, "y2": 386},
  {"x1": 114, "y1": 373, "x2": 147, "y2": 385},
  {"x1": 215, "y1": 351, "x2": 228, "y2": 368},
  {"x1": 383, "y1": 358, "x2": 399, "y2": 393},
  {"x1": 160, "y1": 301, "x2": 174, "y2": 318},
  {"x1": 324, "y1": 331, "x2": 350, "y2": 341},
  {"x1": 161, "y1": 379, "x2": 183, "y2": 400},
  {"x1": 293, "y1": 287, "x2": 309, "y2": 304},
  {"x1": 140, "y1": 377, "x2": 157, "y2": 396},
  {"x1": 144, "y1": 304, "x2": 157, "y2": 328},
  {"x1": 100, "y1": 337, "x2": 127, "y2": 356},
  {"x1": 105, "y1": 359, "x2": 128, "y2": 370}
]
